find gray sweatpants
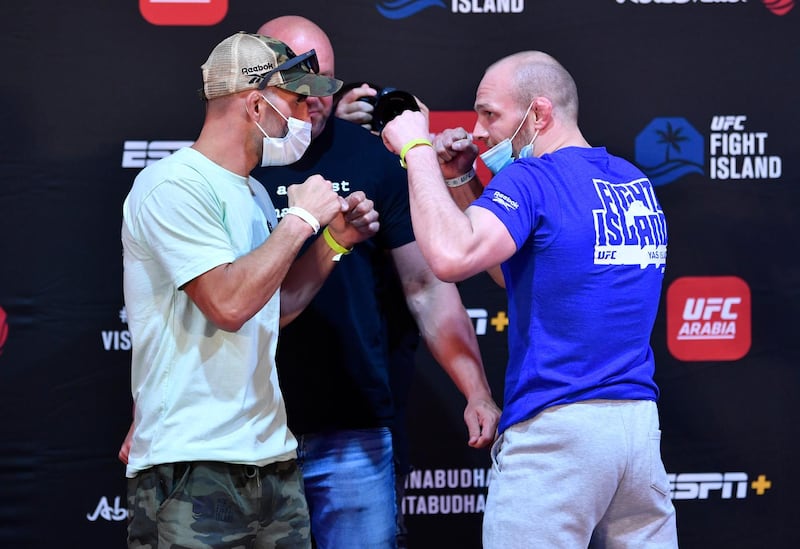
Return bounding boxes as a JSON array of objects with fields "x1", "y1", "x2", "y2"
[{"x1": 483, "y1": 400, "x2": 678, "y2": 549}]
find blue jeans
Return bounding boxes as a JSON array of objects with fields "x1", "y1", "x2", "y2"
[{"x1": 296, "y1": 428, "x2": 397, "y2": 549}]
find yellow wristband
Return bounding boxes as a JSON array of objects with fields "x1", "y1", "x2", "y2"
[
  {"x1": 399, "y1": 138, "x2": 433, "y2": 169},
  {"x1": 322, "y1": 226, "x2": 352, "y2": 261}
]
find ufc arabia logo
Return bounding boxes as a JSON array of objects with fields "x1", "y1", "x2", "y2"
[{"x1": 666, "y1": 276, "x2": 751, "y2": 361}]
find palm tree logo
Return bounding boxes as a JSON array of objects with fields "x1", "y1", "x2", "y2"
[
  {"x1": 655, "y1": 121, "x2": 689, "y2": 163},
  {"x1": 635, "y1": 117, "x2": 704, "y2": 186}
]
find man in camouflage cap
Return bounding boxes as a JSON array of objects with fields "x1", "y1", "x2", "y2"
[
  {"x1": 201, "y1": 31, "x2": 342, "y2": 99},
  {"x1": 122, "y1": 32, "x2": 378, "y2": 548}
]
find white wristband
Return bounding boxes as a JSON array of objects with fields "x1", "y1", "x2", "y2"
[
  {"x1": 285, "y1": 206, "x2": 320, "y2": 235},
  {"x1": 445, "y1": 168, "x2": 476, "y2": 188}
]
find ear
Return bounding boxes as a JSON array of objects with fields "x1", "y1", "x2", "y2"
[
  {"x1": 244, "y1": 91, "x2": 264, "y2": 121},
  {"x1": 531, "y1": 96, "x2": 553, "y2": 129}
]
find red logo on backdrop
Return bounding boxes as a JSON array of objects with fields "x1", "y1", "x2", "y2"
[
  {"x1": 0, "y1": 306, "x2": 8, "y2": 356},
  {"x1": 763, "y1": 0, "x2": 795, "y2": 16},
  {"x1": 666, "y1": 276, "x2": 751, "y2": 362},
  {"x1": 139, "y1": 0, "x2": 228, "y2": 26},
  {"x1": 429, "y1": 111, "x2": 491, "y2": 186}
]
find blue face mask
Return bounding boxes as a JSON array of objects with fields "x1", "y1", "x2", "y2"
[
  {"x1": 479, "y1": 101, "x2": 536, "y2": 175},
  {"x1": 518, "y1": 128, "x2": 540, "y2": 159},
  {"x1": 479, "y1": 138, "x2": 514, "y2": 175}
]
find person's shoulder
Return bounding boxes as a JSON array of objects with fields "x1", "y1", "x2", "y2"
[
  {"x1": 332, "y1": 117, "x2": 404, "y2": 168},
  {"x1": 596, "y1": 148, "x2": 647, "y2": 175},
  {"x1": 133, "y1": 147, "x2": 187, "y2": 184},
  {"x1": 546, "y1": 145, "x2": 602, "y2": 160},
  {"x1": 330, "y1": 117, "x2": 382, "y2": 145},
  {"x1": 140, "y1": 147, "x2": 207, "y2": 175},
  {"x1": 536, "y1": 146, "x2": 613, "y2": 171},
  {"x1": 132, "y1": 148, "x2": 218, "y2": 198}
]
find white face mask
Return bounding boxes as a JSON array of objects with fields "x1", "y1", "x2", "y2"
[
  {"x1": 479, "y1": 100, "x2": 535, "y2": 175},
  {"x1": 255, "y1": 94, "x2": 312, "y2": 167}
]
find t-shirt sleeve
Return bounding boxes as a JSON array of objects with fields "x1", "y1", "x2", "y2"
[
  {"x1": 374, "y1": 154, "x2": 415, "y2": 251},
  {"x1": 130, "y1": 177, "x2": 236, "y2": 289},
  {"x1": 471, "y1": 162, "x2": 543, "y2": 250}
]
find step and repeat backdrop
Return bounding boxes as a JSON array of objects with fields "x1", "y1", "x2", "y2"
[{"x1": 1, "y1": 1, "x2": 798, "y2": 548}]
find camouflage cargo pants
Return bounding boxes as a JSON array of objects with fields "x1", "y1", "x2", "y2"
[{"x1": 127, "y1": 460, "x2": 310, "y2": 549}]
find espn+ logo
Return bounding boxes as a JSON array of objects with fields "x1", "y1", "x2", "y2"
[{"x1": 666, "y1": 276, "x2": 751, "y2": 361}]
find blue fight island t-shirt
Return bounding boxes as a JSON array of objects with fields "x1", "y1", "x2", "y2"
[{"x1": 472, "y1": 147, "x2": 668, "y2": 434}]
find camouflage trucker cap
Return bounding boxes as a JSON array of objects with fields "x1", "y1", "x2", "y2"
[{"x1": 201, "y1": 31, "x2": 342, "y2": 99}]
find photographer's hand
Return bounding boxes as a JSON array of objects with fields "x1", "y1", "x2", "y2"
[
  {"x1": 335, "y1": 83, "x2": 377, "y2": 130},
  {"x1": 413, "y1": 94, "x2": 430, "y2": 128}
]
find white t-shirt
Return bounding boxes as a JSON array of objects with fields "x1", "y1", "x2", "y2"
[{"x1": 122, "y1": 147, "x2": 294, "y2": 477}]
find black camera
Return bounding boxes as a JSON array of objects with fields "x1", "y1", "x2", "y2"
[{"x1": 357, "y1": 86, "x2": 420, "y2": 133}]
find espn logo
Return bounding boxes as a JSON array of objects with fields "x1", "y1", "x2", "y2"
[
  {"x1": 666, "y1": 276, "x2": 751, "y2": 361},
  {"x1": 122, "y1": 141, "x2": 194, "y2": 168},
  {"x1": 668, "y1": 472, "x2": 749, "y2": 500},
  {"x1": 668, "y1": 472, "x2": 773, "y2": 500},
  {"x1": 139, "y1": 0, "x2": 227, "y2": 26},
  {"x1": 467, "y1": 308, "x2": 488, "y2": 336}
]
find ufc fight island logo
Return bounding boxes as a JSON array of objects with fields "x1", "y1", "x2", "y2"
[
  {"x1": 592, "y1": 177, "x2": 667, "y2": 269},
  {"x1": 666, "y1": 276, "x2": 751, "y2": 361}
]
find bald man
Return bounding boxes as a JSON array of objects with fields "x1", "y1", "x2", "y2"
[
  {"x1": 382, "y1": 52, "x2": 677, "y2": 548},
  {"x1": 253, "y1": 16, "x2": 500, "y2": 549}
]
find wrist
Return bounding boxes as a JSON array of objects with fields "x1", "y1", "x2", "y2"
[
  {"x1": 399, "y1": 138, "x2": 433, "y2": 169},
  {"x1": 322, "y1": 226, "x2": 353, "y2": 262},
  {"x1": 285, "y1": 206, "x2": 320, "y2": 235},
  {"x1": 444, "y1": 168, "x2": 476, "y2": 188}
]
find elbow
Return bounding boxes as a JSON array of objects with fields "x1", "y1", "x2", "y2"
[
  {"x1": 215, "y1": 318, "x2": 246, "y2": 333},
  {"x1": 428, "y1": 249, "x2": 489, "y2": 283},
  {"x1": 427, "y1": 254, "x2": 469, "y2": 283},
  {"x1": 212, "y1": 317, "x2": 246, "y2": 333},
  {"x1": 205, "y1": 303, "x2": 249, "y2": 333},
  {"x1": 278, "y1": 309, "x2": 299, "y2": 329}
]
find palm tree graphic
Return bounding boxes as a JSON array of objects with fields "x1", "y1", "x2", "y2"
[{"x1": 655, "y1": 121, "x2": 689, "y2": 162}]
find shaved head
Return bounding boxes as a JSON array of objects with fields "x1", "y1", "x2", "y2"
[
  {"x1": 488, "y1": 51, "x2": 579, "y2": 123},
  {"x1": 258, "y1": 16, "x2": 336, "y2": 138},
  {"x1": 258, "y1": 16, "x2": 334, "y2": 78}
]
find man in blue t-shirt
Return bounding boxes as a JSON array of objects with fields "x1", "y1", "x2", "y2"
[
  {"x1": 253, "y1": 16, "x2": 501, "y2": 549},
  {"x1": 382, "y1": 51, "x2": 678, "y2": 548}
]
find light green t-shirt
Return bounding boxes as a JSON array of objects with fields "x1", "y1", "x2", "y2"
[{"x1": 122, "y1": 147, "x2": 293, "y2": 477}]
